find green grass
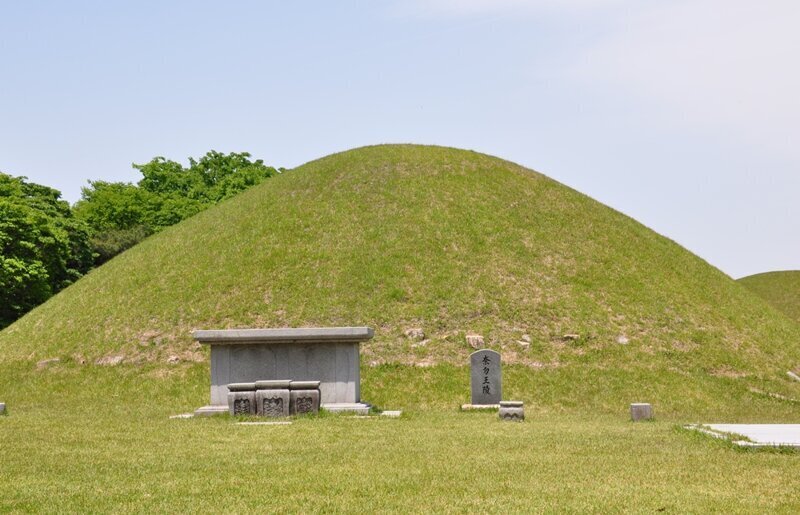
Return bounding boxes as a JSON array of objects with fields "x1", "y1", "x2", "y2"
[
  {"x1": 2, "y1": 144, "x2": 800, "y2": 510},
  {"x1": 1, "y1": 363, "x2": 799, "y2": 512},
  {"x1": 740, "y1": 271, "x2": 800, "y2": 325}
]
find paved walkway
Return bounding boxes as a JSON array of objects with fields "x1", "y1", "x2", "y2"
[{"x1": 689, "y1": 424, "x2": 800, "y2": 447}]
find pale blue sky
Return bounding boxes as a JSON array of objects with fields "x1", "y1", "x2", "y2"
[{"x1": 1, "y1": 1, "x2": 798, "y2": 278}]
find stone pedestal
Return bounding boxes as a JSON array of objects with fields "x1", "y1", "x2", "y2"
[
  {"x1": 227, "y1": 383, "x2": 256, "y2": 415},
  {"x1": 499, "y1": 401, "x2": 524, "y2": 421},
  {"x1": 630, "y1": 403, "x2": 653, "y2": 421},
  {"x1": 290, "y1": 380, "x2": 321, "y2": 415},
  {"x1": 193, "y1": 327, "x2": 373, "y2": 415},
  {"x1": 255, "y1": 380, "x2": 290, "y2": 417}
]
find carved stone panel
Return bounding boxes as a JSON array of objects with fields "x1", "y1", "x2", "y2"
[
  {"x1": 255, "y1": 388, "x2": 290, "y2": 417},
  {"x1": 227, "y1": 390, "x2": 256, "y2": 416},
  {"x1": 289, "y1": 387, "x2": 320, "y2": 415},
  {"x1": 499, "y1": 401, "x2": 524, "y2": 421},
  {"x1": 234, "y1": 398, "x2": 251, "y2": 415}
]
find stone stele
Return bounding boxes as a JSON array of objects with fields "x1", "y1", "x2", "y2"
[
  {"x1": 193, "y1": 327, "x2": 373, "y2": 416},
  {"x1": 470, "y1": 349, "x2": 502, "y2": 405}
]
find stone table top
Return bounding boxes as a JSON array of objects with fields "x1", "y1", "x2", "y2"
[{"x1": 193, "y1": 327, "x2": 374, "y2": 345}]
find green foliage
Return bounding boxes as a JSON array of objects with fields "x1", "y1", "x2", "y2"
[
  {"x1": 74, "y1": 151, "x2": 276, "y2": 264},
  {"x1": 0, "y1": 173, "x2": 93, "y2": 327},
  {"x1": 87, "y1": 225, "x2": 152, "y2": 265}
]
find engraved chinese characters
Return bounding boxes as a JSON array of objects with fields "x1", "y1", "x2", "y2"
[{"x1": 470, "y1": 349, "x2": 502, "y2": 405}]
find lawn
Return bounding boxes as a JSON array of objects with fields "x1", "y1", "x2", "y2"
[{"x1": 1, "y1": 363, "x2": 798, "y2": 513}]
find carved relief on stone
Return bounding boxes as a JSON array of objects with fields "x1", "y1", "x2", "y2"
[
  {"x1": 296, "y1": 396, "x2": 314, "y2": 414},
  {"x1": 234, "y1": 398, "x2": 251, "y2": 415},
  {"x1": 263, "y1": 397, "x2": 284, "y2": 417},
  {"x1": 498, "y1": 401, "x2": 524, "y2": 422}
]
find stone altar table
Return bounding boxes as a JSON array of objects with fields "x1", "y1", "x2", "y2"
[{"x1": 193, "y1": 327, "x2": 373, "y2": 416}]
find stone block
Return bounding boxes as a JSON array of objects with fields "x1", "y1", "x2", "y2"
[
  {"x1": 290, "y1": 380, "x2": 321, "y2": 415},
  {"x1": 227, "y1": 382, "x2": 256, "y2": 415},
  {"x1": 255, "y1": 380, "x2": 290, "y2": 417},
  {"x1": 499, "y1": 401, "x2": 524, "y2": 421},
  {"x1": 630, "y1": 403, "x2": 653, "y2": 421}
]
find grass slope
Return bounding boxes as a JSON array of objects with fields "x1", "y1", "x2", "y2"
[{"x1": 740, "y1": 271, "x2": 800, "y2": 324}]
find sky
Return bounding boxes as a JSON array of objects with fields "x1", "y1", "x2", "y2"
[{"x1": 1, "y1": 0, "x2": 798, "y2": 278}]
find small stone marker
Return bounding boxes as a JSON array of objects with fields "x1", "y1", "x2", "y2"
[
  {"x1": 0, "y1": 402, "x2": 5, "y2": 415},
  {"x1": 227, "y1": 382, "x2": 256, "y2": 415},
  {"x1": 470, "y1": 349, "x2": 502, "y2": 405},
  {"x1": 255, "y1": 380, "x2": 291, "y2": 417},
  {"x1": 630, "y1": 403, "x2": 653, "y2": 421},
  {"x1": 499, "y1": 401, "x2": 524, "y2": 421},
  {"x1": 290, "y1": 380, "x2": 321, "y2": 415}
]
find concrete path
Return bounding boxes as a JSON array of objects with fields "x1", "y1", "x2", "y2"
[{"x1": 690, "y1": 424, "x2": 800, "y2": 447}]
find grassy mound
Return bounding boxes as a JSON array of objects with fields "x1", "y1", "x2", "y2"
[
  {"x1": 739, "y1": 271, "x2": 800, "y2": 324},
  {"x1": 2, "y1": 144, "x2": 799, "y2": 407}
]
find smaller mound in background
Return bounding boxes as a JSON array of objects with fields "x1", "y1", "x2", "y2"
[{"x1": 739, "y1": 271, "x2": 800, "y2": 324}]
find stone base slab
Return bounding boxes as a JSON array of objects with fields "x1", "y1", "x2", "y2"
[
  {"x1": 321, "y1": 402, "x2": 371, "y2": 415},
  {"x1": 461, "y1": 404, "x2": 500, "y2": 411},
  {"x1": 193, "y1": 405, "x2": 229, "y2": 416},
  {"x1": 193, "y1": 402, "x2": 372, "y2": 416}
]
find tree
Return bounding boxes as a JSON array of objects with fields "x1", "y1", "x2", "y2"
[
  {"x1": 74, "y1": 151, "x2": 277, "y2": 264},
  {"x1": 0, "y1": 173, "x2": 93, "y2": 328}
]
